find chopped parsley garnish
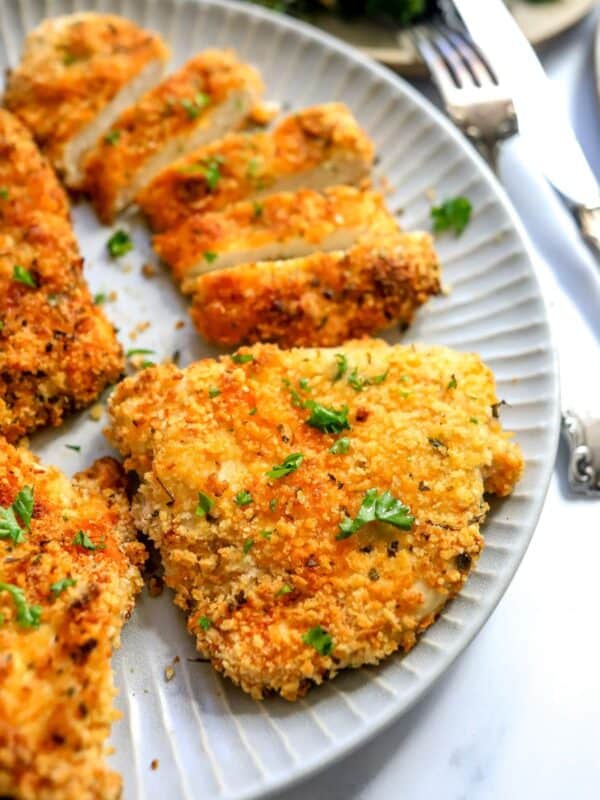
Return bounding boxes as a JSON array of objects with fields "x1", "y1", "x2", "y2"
[
  {"x1": 65, "y1": 444, "x2": 81, "y2": 452},
  {"x1": 266, "y1": 452, "x2": 304, "y2": 479},
  {"x1": 231, "y1": 352, "x2": 254, "y2": 364},
  {"x1": 269, "y1": 498, "x2": 277, "y2": 512},
  {"x1": 62, "y1": 51, "x2": 77, "y2": 65},
  {"x1": 208, "y1": 387, "x2": 220, "y2": 398},
  {"x1": 13, "y1": 265, "x2": 37, "y2": 288},
  {"x1": 370, "y1": 369, "x2": 389, "y2": 385},
  {"x1": 181, "y1": 92, "x2": 210, "y2": 119},
  {"x1": 447, "y1": 374, "x2": 457, "y2": 390},
  {"x1": 198, "y1": 615, "x2": 212, "y2": 631},
  {"x1": 140, "y1": 360, "x2": 155, "y2": 369},
  {"x1": 201, "y1": 156, "x2": 222, "y2": 190},
  {"x1": 329, "y1": 437, "x2": 350, "y2": 454},
  {"x1": 50, "y1": 577, "x2": 76, "y2": 596},
  {"x1": 428, "y1": 437, "x2": 447, "y2": 453},
  {"x1": 246, "y1": 157, "x2": 261, "y2": 178},
  {"x1": 305, "y1": 401, "x2": 350, "y2": 434},
  {"x1": 276, "y1": 583, "x2": 293, "y2": 597},
  {"x1": 104, "y1": 130, "x2": 121, "y2": 145},
  {"x1": 337, "y1": 488, "x2": 414, "y2": 540},
  {"x1": 126, "y1": 348, "x2": 155, "y2": 357},
  {"x1": 431, "y1": 196, "x2": 472, "y2": 236},
  {"x1": 248, "y1": 407, "x2": 257, "y2": 415},
  {"x1": 234, "y1": 490, "x2": 253, "y2": 507},
  {"x1": 260, "y1": 529, "x2": 272, "y2": 539},
  {"x1": 302, "y1": 625, "x2": 333, "y2": 656},
  {"x1": 93, "y1": 292, "x2": 106, "y2": 305},
  {"x1": 195, "y1": 491, "x2": 214, "y2": 517},
  {"x1": 298, "y1": 378, "x2": 311, "y2": 391},
  {"x1": 0, "y1": 187, "x2": 9, "y2": 199},
  {"x1": 243, "y1": 538, "x2": 254, "y2": 555},
  {"x1": 203, "y1": 251, "x2": 218, "y2": 263},
  {"x1": 107, "y1": 230, "x2": 133, "y2": 258},
  {"x1": 0, "y1": 486, "x2": 34, "y2": 544},
  {"x1": 333, "y1": 353, "x2": 348, "y2": 381},
  {"x1": 72, "y1": 531, "x2": 105, "y2": 550},
  {"x1": 347, "y1": 367, "x2": 366, "y2": 392},
  {"x1": 470, "y1": 417, "x2": 479, "y2": 424},
  {"x1": 0, "y1": 582, "x2": 41, "y2": 629},
  {"x1": 252, "y1": 201, "x2": 264, "y2": 218}
]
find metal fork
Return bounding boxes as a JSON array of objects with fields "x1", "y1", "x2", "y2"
[{"x1": 410, "y1": 22, "x2": 518, "y2": 172}]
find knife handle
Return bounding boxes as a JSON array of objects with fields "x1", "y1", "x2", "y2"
[{"x1": 577, "y1": 204, "x2": 600, "y2": 256}]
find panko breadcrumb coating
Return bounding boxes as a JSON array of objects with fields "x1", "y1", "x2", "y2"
[
  {"x1": 106, "y1": 340, "x2": 523, "y2": 701},
  {"x1": 84, "y1": 49, "x2": 264, "y2": 222},
  {"x1": 137, "y1": 102, "x2": 374, "y2": 232},
  {"x1": 190, "y1": 233, "x2": 441, "y2": 347},
  {"x1": 154, "y1": 186, "x2": 397, "y2": 291},
  {"x1": 0, "y1": 438, "x2": 146, "y2": 800},
  {"x1": 3, "y1": 13, "x2": 169, "y2": 187}
]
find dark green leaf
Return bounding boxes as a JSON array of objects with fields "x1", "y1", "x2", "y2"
[
  {"x1": 203, "y1": 251, "x2": 218, "y2": 263},
  {"x1": 0, "y1": 187, "x2": 9, "y2": 199},
  {"x1": 231, "y1": 353, "x2": 254, "y2": 364},
  {"x1": 333, "y1": 353, "x2": 348, "y2": 381},
  {"x1": 447, "y1": 374, "x2": 457, "y2": 390},
  {"x1": 126, "y1": 348, "x2": 155, "y2": 357},
  {"x1": 0, "y1": 582, "x2": 41, "y2": 628},
  {"x1": 329, "y1": 437, "x2": 350, "y2": 455},
  {"x1": 198, "y1": 615, "x2": 212, "y2": 630},
  {"x1": 234, "y1": 490, "x2": 253, "y2": 506},
  {"x1": 107, "y1": 230, "x2": 133, "y2": 258},
  {"x1": 431, "y1": 196, "x2": 472, "y2": 236},
  {"x1": 305, "y1": 401, "x2": 350, "y2": 434},
  {"x1": 336, "y1": 488, "x2": 414, "y2": 540},
  {"x1": 93, "y1": 292, "x2": 106, "y2": 305},
  {"x1": 276, "y1": 583, "x2": 293, "y2": 596},
  {"x1": 0, "y1": 506, "x2": 25, "y2": 544},
  {"x1": 50, "y1": 577, "x2": 76, "y2": 596},
  {"x1": 72, "y1": 530, "x2": 105, "y2": 550},
  {"x1": 302, "y1": 625, "x2": 333, "y2": 656},
  {"x1": 13, "y1": 486, "x2": 34, "y2": 529},
  {"x1": 13, "y1": 265, "x2": 37, "y2": 288},
  {"x1": 104, "y1": 130, "x2": 121, "y2": 145},
  {"x1": 65, "y1": 444, "x2": 81, "y2": 452},
  {"x1": 243, "y1": 538, "x2": 254, "y2": 555},
  {"x1": 208, "y1": 387, "x2": 220, "y2": 398},
  {"x1": 266, "y1": 452, "x2": 304, "y2": 479},
  {"x1": 195, "y1": 491, "x2": 214, "y2": 517}
]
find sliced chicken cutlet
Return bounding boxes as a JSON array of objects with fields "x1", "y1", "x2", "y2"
[
  {"x1": 154, "y1": 186, "x2": 397, "y2": 292},
  {"x1": 137, "y1": 102, "x2": 374, "y2": 232},
  {"x1": 3, "y1": 13, "x2": 169, "y2": 188},
  {"x1": 106, "y1": 340, "x2": 524, "y2": 701},
  {"x1": 84, "y1": 49, "x2": 264, "y2": 222},
  {"x1": 0, "y1": 109, "x2": 69, "y2": 226},
  {"x1": 0, "y1": 211, "x2": 123, "y2": 443},
  {"x1": 0, "y1": 438, "x2": 145, "y2": 800},
  {"x1": 191, "y1": 233, "x2": 441, "y2": 347}
]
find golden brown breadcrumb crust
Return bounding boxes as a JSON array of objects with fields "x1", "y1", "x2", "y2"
[
  {"x1": 106, "y1": 341, "x2": 523, "y2": 701},
  {"x1": 0, "y1": 110, "x2": 70, "y2": 226},
  {"x1": 190, "y1": 233, "x2": 441, "y2": 347},
  {"x1": 153, "y1": 186, "x2": 396, "y2": 290},
  {"x1": 0, "y1": 439, "x2": 146, "y2": 800},
  {"x1": 84, "y1": 49, "x2": 264, "y2": 222},
  {"x1": 3, "y1": 13, "x2": 168, "y2": 179},
  {"x1": 137, "y1": 102, "x2": 374, "y2": 231}
]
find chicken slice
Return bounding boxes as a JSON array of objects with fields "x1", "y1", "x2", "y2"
[
  {"x1": 3, "y1": 13, "x2": 169, "y2": 188},
  {"x1": 0, "y1": 439, "x2": 146, "y2": 800},
  {"x1": 0, "y1": 109, "x2": 69, "y2": 226},
  {"x1": 137, "y1": 102, "x2": 374, "y2": 231},
  {"x1": 190, "y1": 232, "x2": 440, "y2": 347},
  {"x1": 153, "y1": 186, "x2": 397, "y2": 291},
  {"x1": 106, "y1": 340, "x2": 524, "y2": 701},
  {"x1": 84, "y1": 49, "x2": 264, "y2": 223}
]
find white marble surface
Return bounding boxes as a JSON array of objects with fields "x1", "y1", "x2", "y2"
[{"x1": 276, "y1": 8, "x2": 600, "y2": 800}]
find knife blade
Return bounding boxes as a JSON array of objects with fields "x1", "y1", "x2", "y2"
[{"x1": 450, "y1": 0, "x2": 600, "y2": 211}]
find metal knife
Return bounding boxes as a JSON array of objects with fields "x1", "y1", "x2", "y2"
[{"x1": 450, "y1": 0, "x2": 600, "y2": 255}]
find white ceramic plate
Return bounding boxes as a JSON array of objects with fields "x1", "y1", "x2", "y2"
[{"x1": 0, "y1": 1, "x2": 559, "y2": 798}]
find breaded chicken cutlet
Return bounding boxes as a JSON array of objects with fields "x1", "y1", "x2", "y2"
[
  {"x1": 84, "y1": 49, "x2": 263, "y2": 222},
  {"x1": 191, "y1": 233, "x2": 441, "y2": 347},
  {"x1": 3, "y1": 13, "x2": 169, "y2": 188},
  {"x1": 106, "y1": 340, "x2": 523, "y2": 701},
  {"x1": 0, "y1": 438, "x2": 146, "y2": 800},
  {"x1": 0, "y1": 110, "x2": 123, "y2": 443},
  {"x1": 137, "y1": 103, "x2": 374, "y2": 232}
]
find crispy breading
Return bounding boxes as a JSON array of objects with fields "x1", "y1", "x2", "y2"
[
  {"x1": 190, "y1": 233, "x2": 441, "y2": 347},
  {"x1": 106, "y1": 340, "x2": 523, "y2": 701},
  {"x1": 84, "y1": 49, "x2": 264, "y2": 222},
  {"x1": 153, "y1": 187, "x2": 397, "y2": 291},
  {"x1": 137, "y1": 103, "x2": 374, "y2": 231},
  {"x1": 0, "y1": 110, "x2": 69, "y2": 226},
  {"x1": 0, "y1": 438, "x2": 146, "y2": 800},
  {"x1": 0, "y1": 211, "x2": 123, "y2": 443},
  {"x1": 3, "y1": 13, "x2": 169, "y2": 186}
]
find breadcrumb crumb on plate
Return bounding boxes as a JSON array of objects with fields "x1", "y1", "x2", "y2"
[
  {"x1": 106, "y1": 340, "x2": 523, "y2": 700},
  {"x1": 3, "y1": 13, "x2": 169, "y2": 187},
  {"x1": 0, "y1": 438, "x2": 145, "y2": 800}
]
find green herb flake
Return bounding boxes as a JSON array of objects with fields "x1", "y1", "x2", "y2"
[
  {"x1": 0, "y1": 582, "x2": 41, "y2": 629},
  {"x1": 329, "y1": 437, "x2": 350, "y2": 455},
  {"x1": 276, "y1": 583, "x2": 293, "y2": 597},
  {"x1": 107, "y1": 230, "x2": 133, "y2": 258},
  {"x1": 72, "y1": 530, "x2": 105, "y2": 551},
  {"x1": 231, "y1": 352, "x2": 254, "y2": 364},
  {"x1": 62, "y1": 52, "x2": 77, "y2": 65},
  {"x1": 208, "y1": 387, "x2": 220, "y2": 398},
  {"x1": 104, "y1": 130, "x2": 121, "y2": 145},
  {"x1": 234, "y1": 490, "x2": 253, "y2": 507},
  {"x1": 333, "y1": 353, "x2": 348, "y2": 381},
  {"x1": 347, "y1": 367, "x2": 366, "y2": 392},
  {"x1": 243, "y1": 538, "x2": 254, "y2": 555},
  {"x1": 12, "y1": 486, "x2": 34, "y2": 530},
  {"x1": 203, "y1": 251, "x2": 218, "y2": 263},
  {"x1": 198, "y1": 615, "x2": 212, "y2": 631},
  {"x1": 248, "y1": 407, "x2": 257, "y2": 416},
  {"x1": 370, "y1": 369, "x2": 389, "y2": 385},
  {"x1": 202, "y1": 156, "x2": 222, "y2": 191},
  {"x1": 337, "y1": 488, "x2": 414, "y2": 540},
  {"x1": 0, "y1": 187, "x2": 9, "y2": 199},
  {"x1": 470, "y1": 417, "x2": 479, "y2": 425},
  {"x1": 246, "y1": 157, "x2": 261, "y2": 178},
  {"x1": 0, "y1": 507, "x2": 25, "y2": 544},
  {"x1": 13, "y1": 265, "x2": 37, "y2": 288},
  {"x1": 269, "y1": 498, "x2": 278, "y2": 512},
  {"x1": 0, "y1": 485, "x2": 34, "y2": 544},
  {"x1": 126, "y1": 348, "x2": 155, "y2": 357},
  {"x1": 266, "y1": 452, "x2": 304, "y2": 479},
  {"x1": 260, "y1": 529, "x2": 272, "y2": 540},
  {"x1": 302, "y1": 625, "x2": 333, "y2": 656},
  {"x1": 50, "y1": 577, "x2": 76, "y2": 596},
  {"x1": 447, "y1": 374, "x2": 457, "y2": 390},
  {"x1": 252, "y1": 201, "x2": 264, "y2": 218},
  {"x1": 298, "y1": 378, "x2": 311, "y2": 391},
  {"x1": 65, "y1": 444, "x2": 81, "y2": 452},
  {"x1": 93, "y1": 292, "x2": 106, "y2": 305},
  {"x1": 195, "y1": 491, "x2": 214, "y2": 517},
  {"x1": 305, "y1": 401, "x2": 350, "y2": 434},
  {"x1": 431, "y1": 196, "x2": 472, "y2": 236}
]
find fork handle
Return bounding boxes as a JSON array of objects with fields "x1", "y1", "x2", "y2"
[{"x1": 577, "y1": 203, "x2": 600, "y2": 256}]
